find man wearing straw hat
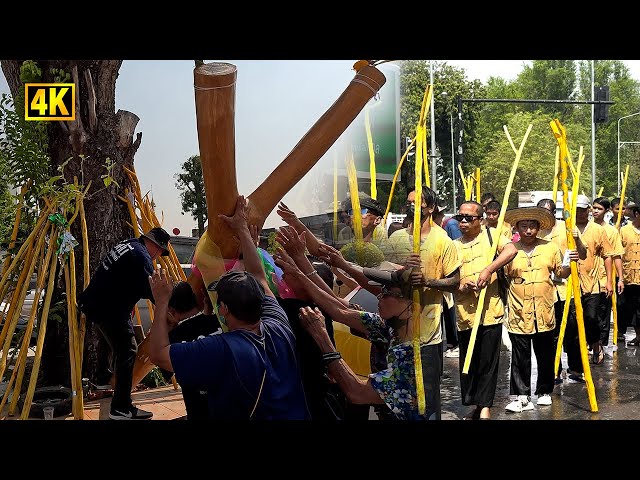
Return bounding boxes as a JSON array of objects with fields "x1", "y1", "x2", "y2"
[
  {"x1": 480, "y1": 206, "x2": 577, "y2": 412},
  {"x1": 78, "y1": 226, "x2": 171, "y2": 420}
]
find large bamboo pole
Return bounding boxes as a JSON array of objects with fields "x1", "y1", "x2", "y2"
[
  {"x1": 462, "y1": 124, "x2": 532, "y2": 374},
  {"x1": 551, "y1": 119, "x2": 597, "y2": 412},
  {"x1": 365, "y1": 108, "x2": 377, "y2": 200}
]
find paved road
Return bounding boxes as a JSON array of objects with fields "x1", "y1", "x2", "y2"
[{"x1": 440, "y1": 329, "x2": 640, "y2": 420}]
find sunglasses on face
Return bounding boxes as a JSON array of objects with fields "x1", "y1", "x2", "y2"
[
  {"x1": 348, "y1": 208, "x2": 371, "y2": 216},
  {"x1": 454, "y1": 214, "x2": 482, "y2": 223},
  {"x1": 376, "y1": 286, "x2": 405, "y2": 300}
]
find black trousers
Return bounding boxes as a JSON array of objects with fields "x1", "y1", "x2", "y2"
[
  {"x1": 564, "y1": 294, "x2": 601, "y2": 373},
  {"x1": 509, "y1": 330, "x2": 555, "y2": 396},
  {"x1": 596, "y1": 292, "x2": 612, "y2": 346},
  {"x1": 442, "y1": 299, "x2": 459, "y2": 347},
  {"x1": 620, "y1": 284, "x2": 640, "y2": 329},
  {"x1": 92, "y1": 313, "x2": 137, "y2": 412},
  {"x1": 419, "y1": 343, "x2": 443, "y2": 420},
  {"x1": 553, "y1": 298, "x2": 570, "y2": 376},
  {"x1": 458, "y1": 324, "x2": 501, "y2": 408}
]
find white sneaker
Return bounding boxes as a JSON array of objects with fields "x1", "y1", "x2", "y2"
[
  {"x1": 444, "y1": 346, "x2": 459, "y2": 358},
  {"x1": 537, "y1": 394, "x2": 552, "y2": 406},
  {"x1": 505, "y1": 395, "x2": 535, "y2": 413}
]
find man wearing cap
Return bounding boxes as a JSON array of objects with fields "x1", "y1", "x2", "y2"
[
  {"x1": 619, "y1": 203, "x2": 640, "y2": 346},
  {"x1": 566, "y1": 194, "x2": 613, "y2": 368},
  {"x1": 78, "y1": 226, "x2": 171, "y2": 420},
  {"x1": 453, "y1": 200, "x2": 518, "y2": 419},
  {"x1": 148, "y1": 196, "x2": 310, "y2": 420},
  {"x1": 337, "y1": 193, "x2": 387, "y2": 246},
  {"x1": 478, "y1": 206, "x2": 577, "y2": 412}
]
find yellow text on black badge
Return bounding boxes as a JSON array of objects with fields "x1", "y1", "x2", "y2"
[{"x1": 24, "y1": 83, "x2": 75, "y2": 121}]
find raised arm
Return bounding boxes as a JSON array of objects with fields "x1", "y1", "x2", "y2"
[
  {"x1": 276, "y1": 225, "x2": 339, "y2": 300},
  {"x1": 274, "y1": 248, "x2": 367, "y2": 334},
  {"x1": 148, "y1": 267, "x2": 176, "y2": 371},
  {"x1": 298, "y1": 305, "x2": 384, "y2": 405},
  {"x1": 277, "y1": 201, "x2": 324, "y2": 257},
  {"x1": 219, "y1": 196, "x2": 274, "y2": 297},
  {"x1": 316, "y1": 243, "x2": 383, "y2": 297}
]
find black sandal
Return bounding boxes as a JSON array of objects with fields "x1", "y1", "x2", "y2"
[{"x1": 592, "y1": 346, "x2": 605, "y2": 365}]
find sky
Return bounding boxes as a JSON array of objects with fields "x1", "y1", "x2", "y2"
[{"x1": 2, "y1": 60, "x2": 640, "y2": 233}]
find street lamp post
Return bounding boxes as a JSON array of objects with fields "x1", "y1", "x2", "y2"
[
  {"x1": 442, "y1": 91, "x2": 456, "y2": 211},
  {"x1": 617, "y1": 111, "x2": 640, "y2": 195}
]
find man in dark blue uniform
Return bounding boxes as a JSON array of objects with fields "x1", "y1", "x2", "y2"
[{"x1": 78, "y1": 227, "x2": 171, "y2": 420}]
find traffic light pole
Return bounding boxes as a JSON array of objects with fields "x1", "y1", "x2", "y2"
[{"x1": 455, "y1": 96, "x2": 615, "y2": 195}]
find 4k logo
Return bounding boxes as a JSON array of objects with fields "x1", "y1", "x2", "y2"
[{"x1": 25, "y1": 83, "x2": 75, "y2": 121}]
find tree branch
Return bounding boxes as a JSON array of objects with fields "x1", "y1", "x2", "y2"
[
  {"x1": 83, "y1": 69, "x2": 97, "y2": 133},
  {"x1": 115, "y1": 110, "x2": 140, "y2": 148}
]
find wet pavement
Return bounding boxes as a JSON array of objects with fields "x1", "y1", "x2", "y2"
[{"x1": 440, "y1": 328, "x2": 640, "y2": 420}]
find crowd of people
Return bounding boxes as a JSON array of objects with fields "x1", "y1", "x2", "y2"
[{"x1": 78, "y1": 187, "x2": 640, "y2": 420}]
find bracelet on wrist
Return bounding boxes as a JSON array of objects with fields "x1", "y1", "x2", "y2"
[
  {"x1": 321, "y1": 351, "x2": 342, "y2": 366},
  {"x1": 305, "y1": 270, "x2": 319, "y2": 277}
]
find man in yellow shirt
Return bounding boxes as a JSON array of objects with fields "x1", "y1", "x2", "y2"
[
  {"x1": 620, "y1": 204, "x2": 640, "y2": 345},
  {"x1": 483, "y1": 200, "x2": 512, "y2": 239},
  {"x1": 568, "y1": 195, "x2": 613, "y2": 368},
  {"x1": 591, "y1": 197, "x2": 625, "y2": 346},
  {"x1": 481, "y1": 206, "x2": 576, "y2": 412},
  {"x1": 454, "y1": 201, "x2": 517, "y2": 420},
  {"x1": 386, "y1": 185, "x2": 461, "y2": 420}
]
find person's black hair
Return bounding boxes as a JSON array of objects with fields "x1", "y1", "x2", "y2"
[
  {"x1": 309, "y1": 258, "x2": 334, "y2": 289},
  {"x1": 632, "y1": 205, "x2": 640, "y2": 216},
  {"x1": 409, "y1": 185, "x2": 437, "y2": 209},
  {"x1": 484, "y1": 200, "x2": 501, "y2": 212},
  {"x1": 592, "y1": 197, "x2": 610, "y2": 210},
  {"x1": 536, "y1": 198, "x2": 556, "y2": 213},
  {"x1": 168, "y1": 281, "x2": 198, "y2": 313},
  {"x1": 387, "y1": 221, "x2": 404, "y2": 237},
  {"x1": 611, "y1": 197, "x2": 622, "y2": 208},
  {"x1": 459, "y1": 200, "x2": 484, "y2": 217},
  {"x1": 480, "y1": 192, "x2": 496, "y2": 204}
]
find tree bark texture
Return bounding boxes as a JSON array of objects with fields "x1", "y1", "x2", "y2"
[{"x1": 1, "y1": 60, "x2": 141, "y2": 386}]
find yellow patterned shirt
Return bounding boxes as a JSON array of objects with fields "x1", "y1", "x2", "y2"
[
  {"x1": 575, "y1": 222, "x2": 613, "y2": 295},
  {"x1": 503, "y1": 240, "x2": 564, "y2": 334},
  {"x1": 539, "y1": 219, "x2": 568, "y2": 301},
  {"x1": 380, "y1": 225, "x2": 460, "y2": 345},
  {"x1": 620, "y1": 223, "x2": 640, "y2": 285},
  {"x1": 454, "y1": 228, "x2": 510, "y2": 331},
  {"x1": 597, "y1": 222, "x2": 625, "y2": 293}
]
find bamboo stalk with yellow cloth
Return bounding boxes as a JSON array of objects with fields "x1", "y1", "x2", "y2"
[
  {"x1": 409, "y1": 84, "x2": 433, "y2": 415},
  {"x1": 550, "y1": 119, "x2": 598, "y2": 412},
  {"x1": 462, "y1": 124, "x2": 532, "y2": 374}
]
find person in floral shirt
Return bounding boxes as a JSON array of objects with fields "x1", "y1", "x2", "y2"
[{"x1": 275, "y1": 246, "x2": 431, "y2": 420}]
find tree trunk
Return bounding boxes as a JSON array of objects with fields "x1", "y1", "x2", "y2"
[{"x1": 1, "y1": 60, "x2": 141, "y2": 386}]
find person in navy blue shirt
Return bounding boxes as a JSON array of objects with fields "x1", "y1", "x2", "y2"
[
  {"x1": 78, "y1": 227, "x2": 171, "y2": 420},
  {"x1": 158, "y1": 281, "x2": 223, "y2": 420},
  {"x1": 149, "y1": 196, "x2": 310, "y2": 420}
]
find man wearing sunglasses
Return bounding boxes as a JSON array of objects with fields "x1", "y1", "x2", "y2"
[
  {"x1": 453, "y1": 201, "x2": 518, "y2": 419},
  {"x1": 337, "y1": 194, "x2": 386, "y2": 245}
]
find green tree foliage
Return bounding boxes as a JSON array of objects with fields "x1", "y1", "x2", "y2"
[
  {"x1": 174, "y1": 155, "x2": 208, "y2": 235},
  {"x1": 482, "y1": 112, "x2": 591, "y2": 207}
]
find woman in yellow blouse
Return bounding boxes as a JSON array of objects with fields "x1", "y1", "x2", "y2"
[{"x1": 480, "y1": 206, "x2": 577, "y2": 413}]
